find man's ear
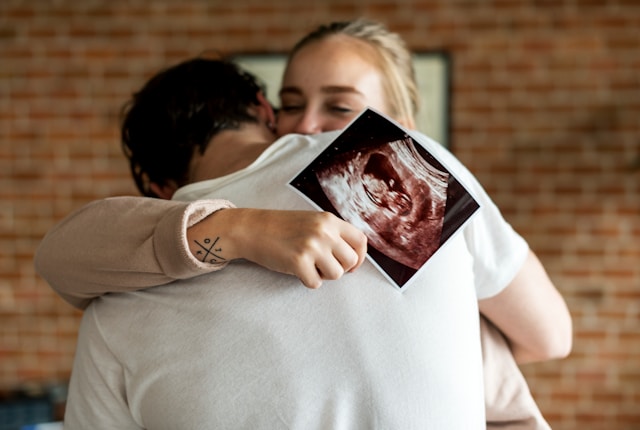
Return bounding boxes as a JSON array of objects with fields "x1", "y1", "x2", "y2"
[
  {"x1": 149, "y1": 181, "x2": 178, "y2": 200},
  {"x1": 255, "y1": 91, "x2": 276, "y2": 132}
]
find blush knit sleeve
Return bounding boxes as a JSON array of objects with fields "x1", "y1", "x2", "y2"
[{"x1": 34, "y1": 196, "x2": 235, "y2": 309}]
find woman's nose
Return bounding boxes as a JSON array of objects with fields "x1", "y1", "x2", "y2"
[{"x1": 293, "y1": 111, "x2": 323, "y2": 135}]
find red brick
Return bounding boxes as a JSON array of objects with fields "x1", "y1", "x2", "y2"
[{"x1": 2, "y1": 3, "x2": 639, "y2": 428}]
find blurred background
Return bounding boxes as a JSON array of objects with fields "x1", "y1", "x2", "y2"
[{"x1": 0, "y1": 0, "x2": 638, "y2": 429}]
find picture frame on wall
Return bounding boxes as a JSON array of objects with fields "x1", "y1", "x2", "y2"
[{"x1": 234, "y1": 52, "x2": 451, "y2": 148}]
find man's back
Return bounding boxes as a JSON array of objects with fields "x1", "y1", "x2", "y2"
[
  {"x1": 64, "y1": 131, "x2": 526, "y2": 429},
  {"x1": 67, "y1": 240, "x2": 484, "y2": 429}
]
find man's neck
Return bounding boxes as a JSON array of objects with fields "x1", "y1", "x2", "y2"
[{"x1": 188, "y1": 123, "x2": 276, "y2": 183}]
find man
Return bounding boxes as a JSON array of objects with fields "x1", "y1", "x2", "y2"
[{"x1": 36, "y1": 57, "x2": 570, "y2": 429}]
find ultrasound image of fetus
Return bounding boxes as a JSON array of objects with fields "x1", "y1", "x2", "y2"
[
  {"x1": 316, "y1": 138, "x2": 449, "y2": 270},
  {"x1": 362, "y1": 153, "x2": 413, "y2": 216}
]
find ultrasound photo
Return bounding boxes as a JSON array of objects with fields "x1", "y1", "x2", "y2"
[{"x1": 289, "y1": 109, "x2": 479, "y2": 290}]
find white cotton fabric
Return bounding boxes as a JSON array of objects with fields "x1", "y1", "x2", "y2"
[{"x1": 64, "y1": 131, "x2": 528, "y2": 430}]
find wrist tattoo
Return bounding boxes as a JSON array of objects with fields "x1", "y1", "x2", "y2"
[{"x1": 194, "y1": 237, "x2": 226, "y2": 264}]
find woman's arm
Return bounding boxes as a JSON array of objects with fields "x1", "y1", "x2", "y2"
[
  {"x1": 479, "y1": 250, "x2": 573, "y2": 364},
  {"x1": 188, "y1": 208, "x2": 367, "y2": 289},
  {"x1": 34, "y1": 196, "x2": 233, "y2": 309},
  {"x1": 418, "y1": 133, "x2": 572, "y2": 364},
  {"x1": 35, "y1": 197, "x2": 367, "y2": 309}
]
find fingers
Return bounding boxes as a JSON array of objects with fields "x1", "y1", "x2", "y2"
[
  {"x1": 294, "y1": 245, "x2": 349, "y2": 289},
  {"x1": 232, "y1": 209, "x2": 367, "y2": 290},
  {"x1": 339, "y1": 223, "x2": 368, "y2": 272},
  {"x1": 296, "y1": 267, "x2": 324, "y2": 290},
  {"x1": 298, "y1": 215, "x2": 368, "y2": 289}
]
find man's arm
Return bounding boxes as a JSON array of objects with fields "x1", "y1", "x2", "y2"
[{"x1": 479, "y1": 250, "x2": 573, "y2": 364}]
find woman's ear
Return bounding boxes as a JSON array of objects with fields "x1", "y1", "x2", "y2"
[
  {"x1": 255, "y1": 91, "x2": 277, "y2": 132},
  {"x1": 149, "y1": 181, "x2": 178, "y2": 200}
]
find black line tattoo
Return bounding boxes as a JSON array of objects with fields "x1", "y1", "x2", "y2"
[{"x1": 194, "y1": 237, "x2": 226, "y2": 264}]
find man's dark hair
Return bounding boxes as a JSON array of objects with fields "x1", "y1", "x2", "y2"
[{"x1": 121, "y1": 57, "x2": 265, "y2": 197}]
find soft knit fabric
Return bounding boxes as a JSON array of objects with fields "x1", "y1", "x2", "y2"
[
  {"x1": 482, "y1": 317, "x2": 551, "y2": 429},
  {"x1": 35, "y1": 197, "x2": 235, "y2": 309},
  {"x1": 38, "y1": 131, "x2": 548, "y2": 429}
]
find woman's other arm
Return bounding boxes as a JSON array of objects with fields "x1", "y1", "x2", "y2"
[{"x1": 479, "y1": 250, "x2": 573, "y2": 364}]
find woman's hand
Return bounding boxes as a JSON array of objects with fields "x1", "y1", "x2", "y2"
[{"x1": 187, "y1": 208, "x2": 368, "y2": 289}]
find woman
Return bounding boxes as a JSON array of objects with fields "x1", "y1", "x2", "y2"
[
  {"x1": 36, "y1": 19, "x2": 568, "y2": 429},
  {"x1": 255, "y1": 20, "x2": 561, "y2": 428}
]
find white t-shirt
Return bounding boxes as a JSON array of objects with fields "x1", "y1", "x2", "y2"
[{"x1": 64, "y1": 131, "x2": 528, "y2": 430}]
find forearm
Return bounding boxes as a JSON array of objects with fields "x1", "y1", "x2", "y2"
[
  {"x1": 35, "y1": 196, "x2": 234, "y2": 309},
  {"x1": 36, "y1": 195, "x2": 367, "y2": 310},
  {"x1": 186, "y1": 208, "x2": 367, "y2": 289}
]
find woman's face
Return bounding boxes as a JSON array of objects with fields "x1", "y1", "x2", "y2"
[{"x1": 277, "y1": 36, "x2": 388, "y2": 136}]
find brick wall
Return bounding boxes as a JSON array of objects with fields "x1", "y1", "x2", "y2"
[{"x1": 1, "y1": 0, "x2": 638, "y2": 428}]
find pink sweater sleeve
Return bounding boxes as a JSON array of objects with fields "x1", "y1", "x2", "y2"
[{"x1": 34, "y1": 196, "x2": 235, "y2": 309}]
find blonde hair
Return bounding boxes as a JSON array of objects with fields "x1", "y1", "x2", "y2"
[{"x1": 289, "y1": 19, "x2": 419, "y2": 128}]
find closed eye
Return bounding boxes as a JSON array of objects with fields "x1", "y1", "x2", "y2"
[
  {"x1": 330, "y1": 106, "x2": 353, "y2": 113},
  {"x1": 279, "y1": 104, "x2": 304, "y2": 113}
]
